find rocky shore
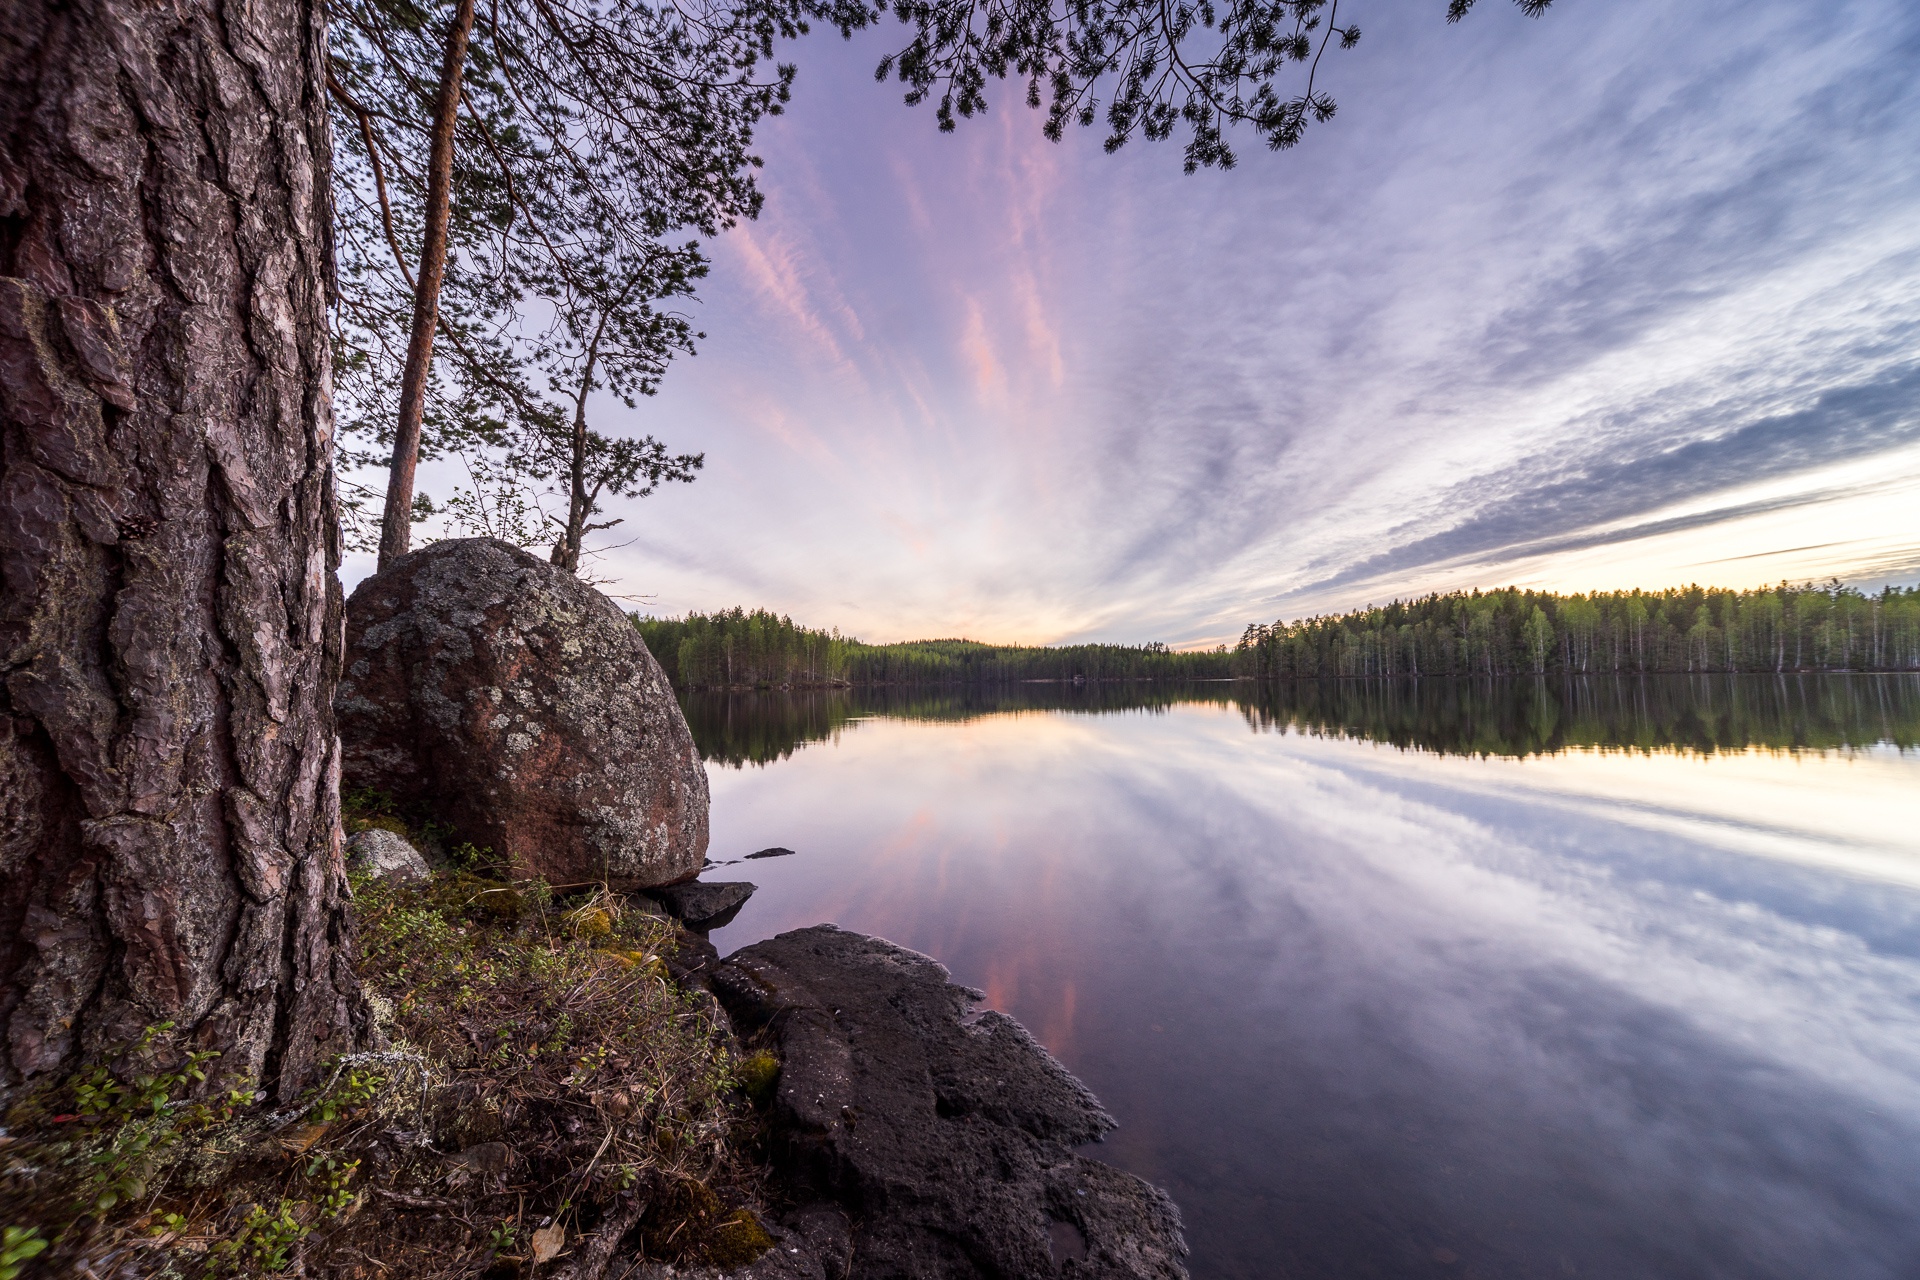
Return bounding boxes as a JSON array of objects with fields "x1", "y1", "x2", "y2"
[
  {"x1": 345, "y1": 826, "x2": 1191, "y2": 1278},
  {"x1": 342, "y1": 537, "x2": 1191, "y2": 1278},
  {"x1": 662, "y1": 921, "x2": 1190, "y2": 1280}
]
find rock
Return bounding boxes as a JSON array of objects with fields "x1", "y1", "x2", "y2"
[
  {"x1": 663, "y1": 928, "x2": 723, "y2": 991},
  {"x1": 346, "y1": 828, "x2": 430, "y2": 882},
  {"x1": 745, "y1": 846, "x2": 797, "y2": 860},
  {"x1": 646, "y1": 881, "x2": 755, "y2": 931},
  {"x1": 709, "y1": 926, "x2": 1189, "y2": 1280},
  {"x1": 336, "y1": 538, "x2": 709, "y2": 890}
]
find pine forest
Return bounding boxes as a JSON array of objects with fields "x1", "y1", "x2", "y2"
[
  {"x1": 639, "y1": 583, "x2": 1920, "y2": 690},
  {"x1": 1232, "y1": 583, "x2": 1920, "y2": 679}
]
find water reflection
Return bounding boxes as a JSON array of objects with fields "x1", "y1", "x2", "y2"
[
  {"x1": 683, "y1": 680, "x2": 1239, "y2": 765},
  {"x1": 683, "y1": 674, "x2": 1920, "y2": 766},
  {"x1": 694, "y1": 680, "x2": 1920, "y2": 1278}
]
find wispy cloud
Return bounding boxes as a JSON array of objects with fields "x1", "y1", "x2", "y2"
[{"x1": 553, "y1": 0, "x2": 1920, "y2": 645}]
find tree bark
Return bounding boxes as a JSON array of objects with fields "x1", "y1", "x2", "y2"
[
  {"x1": 0, "y1": 0, "x2": 362, "y2": 1100},
  {"x1": 376, "y1": 0, "x2": 477, "y2": 569}
]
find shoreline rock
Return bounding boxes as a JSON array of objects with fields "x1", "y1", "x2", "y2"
[
  {"x1": 705, "y1": 925, "x2": 1189, "y2": 1280},
  {"x1": 645, "y1": 880, "x2": 756, "y2": 931}
]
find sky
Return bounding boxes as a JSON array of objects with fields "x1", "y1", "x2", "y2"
[{"x1": 363, "y1": 0, "x2": 1920, "y2": 647}]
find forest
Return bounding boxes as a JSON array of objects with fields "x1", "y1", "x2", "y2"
[
  {"x1": 1231, "y1": 582, "x2": 1920, "y2": 678},
  {"x1": 634, "y1": 609, "x2": 1234, "y2": 688},
  {"x1": 640, "y1": 582, "x2": 1920, "y2": 692}
]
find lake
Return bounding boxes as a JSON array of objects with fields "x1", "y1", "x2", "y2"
[{"x1": 685, "y1": 676, "x2": 1920, "y2": 1280}]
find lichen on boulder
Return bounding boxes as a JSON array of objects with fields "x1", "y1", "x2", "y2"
[
  {"x1": 345, "y1": 828, "x2": 430, "y2": 882},
  {"x1": 337, "y1": 537, "x2": 709, "y2": 889}
]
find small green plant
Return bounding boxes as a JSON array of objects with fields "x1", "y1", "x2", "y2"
[
  {"x1": 72, "y1": 1022, "x2": 215, "y2": 1119},
  {"x1": 522, "y1": 878, "x2": 553, "y2": 913},
  {"x1": 66, "y1": 1023, "x2": 227, "y2": 1214},
  {"x1": 72, "y1": 1063, "x2": 123, "y2": 1116},
  {"x1": 307, "y1": 1068, "x2": 385, "y2": 1123},
  {"x1": 214, "y1": 1200, "x2": 307, "y2": 1273},
  {"x1": 0, "y1": 1227, "x2": 47, "y2": 1280},
  {"x1": 486, "y1": 1219, "x2": 520, "y2": 1252},
  {"x1": 307, "y1": 1154, "x2": 362, "y2": 1217},
  {"x1": 85, "y1": 1113, "x2": 173, "y2": 1212},
  {"x1": 449, "y1": 841, "x2": 488, "y2": 872}
]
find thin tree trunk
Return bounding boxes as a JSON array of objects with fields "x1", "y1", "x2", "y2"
[
  {"x1": 551, "y1": 317, "x2": 606, "y2": 575},
  {"x1": 376, "y1": 0, "x2": 478, "y2": 568},
  {"x1": 0, "y1": 0, "x2": 362, "y2": 1099}
]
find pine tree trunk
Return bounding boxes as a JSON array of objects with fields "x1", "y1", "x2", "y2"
[
  {"x1": 376, "y1": 0, "x2": 476, "y2": 569},
  {"x1": 0, "y1": 0, "x2": 361, "y2": 1100}
]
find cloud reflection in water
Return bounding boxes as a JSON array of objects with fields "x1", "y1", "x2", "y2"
[{"x1": 705, "y1": 693, "x2": 1920, "y2": 1279}]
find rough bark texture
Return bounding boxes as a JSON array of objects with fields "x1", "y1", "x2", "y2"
[
  {"x1": 337, "y1": 538, "x2": 710, "y2": 889},
  {"x1": 0, "y1": 0, "x2": 360, "y2": 1100},
  {"x1": 709, "y1": 926, "x2": 1191, "y2": 1280}
]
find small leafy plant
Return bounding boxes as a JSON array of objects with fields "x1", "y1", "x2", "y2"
[{"x1": 0, "y1": 1227, "x2": 47, "y2": 1280}]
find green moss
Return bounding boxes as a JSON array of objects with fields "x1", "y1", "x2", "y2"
[
  {"x1": 705, "y1": 1208, "x2": 776, "y2": 1266},
  {"x1": 421, "y1": 871, "x2": 523, "y2": 922},
  {"x1": 567, "y1": 904, "x2": 614, "y2": 940},
  {"x1": 635, "y1": 1178, "x2": 772, "y2": 1266},
  {"x1": 735, "y1": 1050, "x2": 780, "y2": 1105}
]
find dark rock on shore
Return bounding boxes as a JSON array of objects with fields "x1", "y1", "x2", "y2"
[
  {"x1": 745, "y1": 846, "x2": 798, "y2": 860},
  {"x1": 645, "y1": 880, "x2": 755, "y2": 931},
  {"x1": 708, "y1": 925, "x2": 1189, "y2": 1280},
  {"x1": 336, "y1": 538, "x2": 708, "y2": 890}
]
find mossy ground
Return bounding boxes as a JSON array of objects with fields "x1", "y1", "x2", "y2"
[{"x1": 0, "y1": 838, "x2": 779, "y2": 1278}]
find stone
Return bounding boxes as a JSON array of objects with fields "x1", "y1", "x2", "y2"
[
  {"x1": 709, "y1": 926, "x2": 1189, "y2": 1280},
  {"x1": 346, "y1": 828, "x2": 430, "y2": 882},
  {"x1": 745, "y1": 846, "x2": 797, "y2": 860},
  {"x1": 336, "y1": 538, "x2": 709, "y2": 890},
  {"x1": 645, "y1": 880, "x2": 755, "y2": 931}
]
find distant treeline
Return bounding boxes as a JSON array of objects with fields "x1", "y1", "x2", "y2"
[
  {"x1": 1232, "y1": 583, "x2": 1920, "y2": 678},
  {"x1": 638, "y1": 582, "x2": 1920, "y2": 691},
  {"x1": 634, "y1": 608, "x2": 1231, "y2": 689}
]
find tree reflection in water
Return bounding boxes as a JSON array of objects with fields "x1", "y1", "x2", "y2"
[{"x1": 682, "y1": 674, "x2": 1920, "y2": 767}]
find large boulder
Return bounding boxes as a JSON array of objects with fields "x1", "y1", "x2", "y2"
[
  {"x1": 337, "y1": 538, "x2": 708, "y2": 889},
  {"x1": 708, "y1": 926, "x2": 1189, "y2": 1280}
]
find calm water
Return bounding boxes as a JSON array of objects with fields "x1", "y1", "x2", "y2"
[{"x1": 689, "y1": 677, "x2": 1920, "y2": 1280}]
